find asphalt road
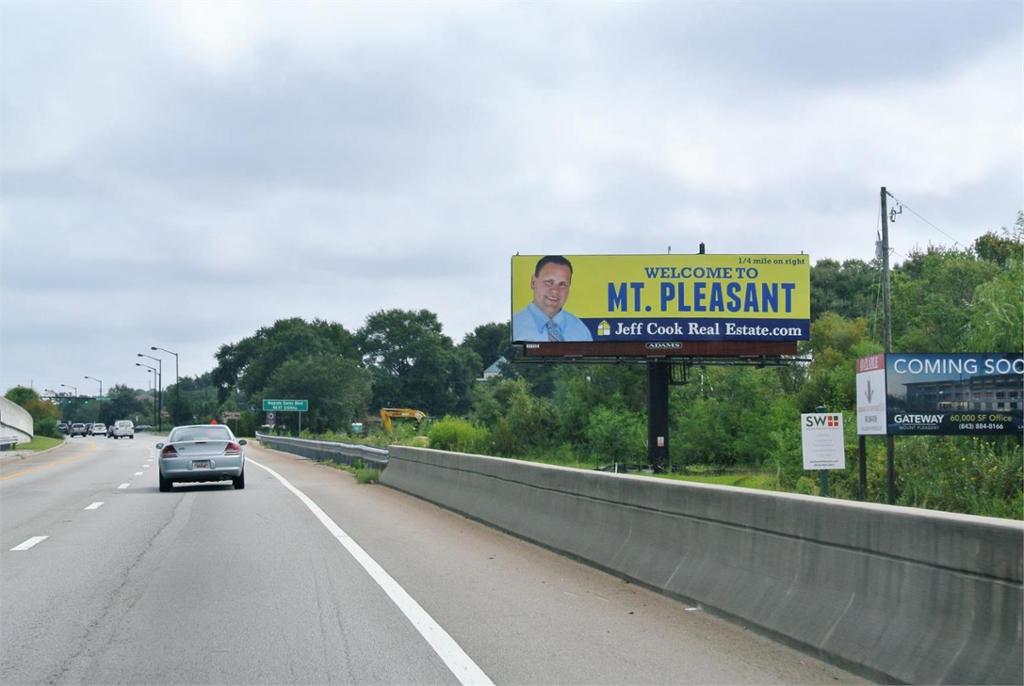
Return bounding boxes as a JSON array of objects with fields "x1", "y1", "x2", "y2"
[{"x1": 1, "y1": 436, "x2": 865, "y2": 685}]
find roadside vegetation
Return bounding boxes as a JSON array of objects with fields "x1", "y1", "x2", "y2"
[
  {"x1": 6, "y1": 216, "x2": 1022, "y2": 518},
  {"x1": 13, "y1": 435, "x2": 64, "y2": 452}
]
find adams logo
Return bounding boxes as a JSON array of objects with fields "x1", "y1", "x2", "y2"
[{"x1": 645, "y1": 342, "x2": 684, "y2": 350}]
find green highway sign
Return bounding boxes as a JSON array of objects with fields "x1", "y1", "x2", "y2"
[{"x1": 262, "y1": 399, "x2": 308, "y2": 412}]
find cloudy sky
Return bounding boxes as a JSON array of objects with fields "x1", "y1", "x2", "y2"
[{"x1": 1, "y1": 0, "x2": 1020, "y2": 396}]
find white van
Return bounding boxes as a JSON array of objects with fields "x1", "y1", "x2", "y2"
[{"x1": 113, "y1": 420, "x2": 135, "y2": 439}]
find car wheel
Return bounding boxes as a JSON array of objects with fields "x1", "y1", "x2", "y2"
[
  {"x1": 233, "y1": 470, "x2": 245, "y2": 490},
  {"x1": 159, "y1": 472, "x2": 171, "y2": 492}
]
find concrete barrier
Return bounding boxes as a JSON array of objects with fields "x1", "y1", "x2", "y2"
[
  {"x1": 382, "y1": 446, "x2": 1023, "y2": 685},
  {"x1": 0, "y1": 397, "x2": 33, "y2": 444}
]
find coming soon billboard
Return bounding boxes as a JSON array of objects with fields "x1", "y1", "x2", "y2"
[
  {"x1": 857, "y1": 353, "x2": 1024, "y2": 436},
  {"x1": 510, "y1": 254, "x2": 811, "y2": 347}
]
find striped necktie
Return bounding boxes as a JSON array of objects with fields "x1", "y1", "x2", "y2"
[{"x1": 546, "y1": 320, "x2": 563, "y2": 342}]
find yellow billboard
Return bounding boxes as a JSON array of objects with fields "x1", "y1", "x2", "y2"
[{"x1": 511, "y1": 254, "x2": 810, "y2": 343}]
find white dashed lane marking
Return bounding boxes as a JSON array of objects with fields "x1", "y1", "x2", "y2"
[
  {"x1": 117, "y1": 483, "x2": 130, "y2": 490},
  {"x1": 11, "y1": 536, "x2": 48, "y2": 551},
  {"x1": 85, "y1": 502, "x2": 104, "y2": 510}
]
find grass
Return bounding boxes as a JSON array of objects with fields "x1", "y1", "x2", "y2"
[
  {"x1": 323, "y1": 459, "x2": 381, "y2": 484},
  {"x1": 661, "y1": 471, "x2": 778, "y2": 491},
  {"x1": 15, "y1": 435, "x2": 64, "y2": 451},
  {"x1": 354, "y1": 468, "x2": 380, "y2": 484}
]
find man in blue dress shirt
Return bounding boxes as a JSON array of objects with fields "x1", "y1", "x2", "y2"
[{"x1": 512, "y1": 255, "x2": 593, "y2": 342}]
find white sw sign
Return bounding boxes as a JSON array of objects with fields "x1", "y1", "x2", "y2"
[
  {"x1": 856, "y1": 354, "x2": 887, "y2": 435},
  {"x1": 801, "y1": 413, "x2": 846, "y2": 470}
]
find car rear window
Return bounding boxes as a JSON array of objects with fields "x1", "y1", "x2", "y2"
[{"x1": 170, "y1": 426, "x2": 232, "y2": 442}]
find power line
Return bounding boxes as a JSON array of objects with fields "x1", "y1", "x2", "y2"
[{"x1": 887, "y1": 193, "x2": 965, "y2": 249}]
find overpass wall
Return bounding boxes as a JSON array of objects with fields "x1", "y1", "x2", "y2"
[
  {"x1": 0, "y1": 397, "x2": 33, "y2": 443},
  {"x1": 382, "y1": 446, "x2": 1024, "y2": 685}
]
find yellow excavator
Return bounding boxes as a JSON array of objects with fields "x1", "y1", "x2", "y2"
[{"x1": 380, "y1": 407, "x2": 427, "y2": 433}]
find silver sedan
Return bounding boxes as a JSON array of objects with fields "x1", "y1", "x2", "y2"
[{"x1": 156, "y1": 424, "x2": 246, "y2": 491}]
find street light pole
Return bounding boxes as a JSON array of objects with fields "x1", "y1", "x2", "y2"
[
  {"x1": 138, "y1": 353, "x2": 162, "y2": 431},
  {"x1": 84, "y1": 375, "x2": 103, "y2": 399},
  {"x1": 151, "y1": 346, "x2": 179, "y2": 418},
  {"x1": 136, "y1": 363, "x2": 158, "y2": 428}
]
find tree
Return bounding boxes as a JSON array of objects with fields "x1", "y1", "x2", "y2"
[
  {"x1": 891, "y1": 246, "x2": 998, "y2": 352},
  {"x1": 672, "y1": 366, "x2": 797, "y2": 466},
  {"x1": 811, "y1": 258, "x2": 879, "y2": 322},
  {"x1": 550, "y1": 365, "x2": 646, "y2": 448},
  {"x1": 5, "y1": 386, "x2": 38, "y2": 407},
  {"x1": 471, "y1": 377, "x2": 558, "y2": 456},
  {"x1": 964, "y1": 258, "x2": 1024, "y2": 352},
  {"x1": 964, "y1": 216, "x2": 1023, "y2": 352},
  {"x1": 260, "y1": 354, "x2": 372, "y2": 434},
  {"x1": 213, "y1": 318, "x2": 359, "y2": 402},
  {"x1": 357, "y1": 309, "x2": 479, "y2": 415},
  {"x1": 169, "y1": 373, "x2": 220, "y2": 424},
  {"x1": 585, "y1": 406, "x2": 646, "y2": 463},
  {"x1": 98, "y1": 384, "x2": 148, "y2": 426},
  {"x1": 4, "y1": 386, "x2": 58, "y2": 422},
  {"x1": 460, "y1": 322, "x2": 511, "y2": 374},
  {"x1": 798, "y1": 313, "x2": 880, "y2": 412},
  {"x1": 972, "y1": 212, "x2": 1023, "y2": 267}
]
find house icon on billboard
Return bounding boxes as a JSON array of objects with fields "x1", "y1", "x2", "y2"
[{"x1": 597, "y1": 321, "x2": 611, "y2": 337}]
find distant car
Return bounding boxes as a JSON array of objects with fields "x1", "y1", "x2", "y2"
[
  {"x1": 157, "y1": 424, "x2": 246, "y2": 492},
  {"x1": 90, "y1": 423, "x2": 107, "y2": 436},
  {"x1": 70, "y1": 423, "x2": 88, "y2": 437},
  {"x1": 107, "y1": 424, "x2": 116, "y2": 438},
  {"x1": 112, "y1": 420, "x2": 135, "y2": 439},
  {"x1": 57, "y1": 422, "x2": 69, "y2": 434}
]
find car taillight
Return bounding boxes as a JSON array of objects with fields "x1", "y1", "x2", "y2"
[
  {"x1": 161, "y1": 445, "x2": 178, "y2": 458},
  {"x1": 224, "y1": 442, "x2": 241, "y2": 456}
]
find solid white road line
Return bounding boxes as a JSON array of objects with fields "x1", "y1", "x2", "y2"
[
  {"x1": 85, "y1": 502, "x2": 104, "y2": 510},
  {"x1": 248, "y1": 458, "x2": 493, "y2": 686},
  {"x1": 117, "y1": 483, "x2": 130, "y2": 490},
  {"x1": 11, "y1": 536, "x2": 48, "y2": 551}
]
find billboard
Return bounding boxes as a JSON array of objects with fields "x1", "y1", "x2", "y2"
[
  {"x1": 510, "y1": 254, "x2": 810, "y2": 347},
  {"x1": 856, "y1": 354, "x2": 887, "y2": 435},
  {"x1": 857, "y1": 353, "x2": 1023, "y2": 435}
]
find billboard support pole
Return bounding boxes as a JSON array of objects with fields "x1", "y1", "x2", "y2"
[
  {"x1": 647, "y1": 360, "x2": 670, "y2": 472},
  {"x1": 858, "y1": 436, "x2": 867, "y2": 501},
  {"x1": 886, "y1": 436, "x2": 896, "y2": 504}
]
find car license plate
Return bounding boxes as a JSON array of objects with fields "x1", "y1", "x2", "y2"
[{"x1": 192, "y1": 461, "x2": 210, "y2": 469}]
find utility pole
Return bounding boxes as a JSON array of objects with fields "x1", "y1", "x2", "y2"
[
  {"x1": 880, "y1": 187, "x2": 895, "y2": 504},
  {"x1": 880, "y1": 187, "x2": 893, "y2": 351}
]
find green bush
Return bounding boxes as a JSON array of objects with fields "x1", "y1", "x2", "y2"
[
  {"x1": 234, "y1": 411, "x2": 258, "y2": 438},
  {"x1": 33, "y1": 416, "x2": 62, "y2": 439},
  {"x1": 585, "y1": 407, "x2": 646, "y2": 463},
  {"x1": 428, "y1": 417, "x2": 490, "y2": 454},
  {"x1": 893, "y1": 436, "x2": 1022, "y2": 519}
]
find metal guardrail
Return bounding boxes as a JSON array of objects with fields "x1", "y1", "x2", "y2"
[
  {"x1": 0, "y1": 436, "x2": 19, "y2": 450},
  {"x1": 255, "y1": 432, "x2": 389, "y2": 467}
]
